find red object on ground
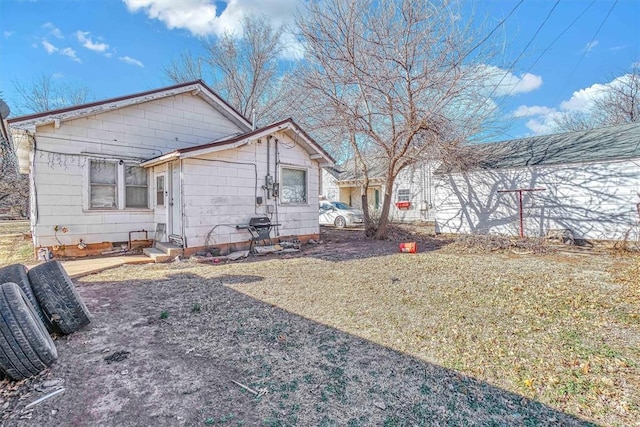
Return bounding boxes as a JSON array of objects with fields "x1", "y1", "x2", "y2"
[{"x1": 399, "y1": 242, "x2": 417, "y2": 253}]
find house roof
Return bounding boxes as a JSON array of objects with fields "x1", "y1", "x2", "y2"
[
  {"x1": 6, "y1": 80, "x2": 252, "y2": 131},
  {"x1": 140, "y1": 118, "x2": 335, "y2": 167},
  {"x1": 326, "y1": 156, "x2": 389, "y2": 183},
  {"x1": 439, "y1": 122, "x2": 640, "y2": 173}
]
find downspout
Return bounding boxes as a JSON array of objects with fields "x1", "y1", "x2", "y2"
[
  {"x1": 179, "y1": 158, "x2": 186, "y2": 246},
  {"x1": 274, "y1": 138, "x2": 280, "y2": 237},
  {"x1": 266, "y1": 136, "x2": 271, "y2": 198},
  {"x1": 29, "y1": 133, "x2": 38, "y2": 247}
]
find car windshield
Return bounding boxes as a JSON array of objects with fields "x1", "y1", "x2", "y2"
[{"x1": 332, "y1": 202, "x2": 352, "y2": 210}]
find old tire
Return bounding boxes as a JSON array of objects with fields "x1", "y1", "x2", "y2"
[
  {"x1": 28, "y1": 261, "x2": 91, "y2": 335},
  {"x1": 0, "y1": 264, "x2": 54, "y2": 333},
  {"x1": 334, "y1": 216, "x2": 347, "y2": 228},
  {"x1": 0, "y1": 282, "x2": 58, "y2": 380}
]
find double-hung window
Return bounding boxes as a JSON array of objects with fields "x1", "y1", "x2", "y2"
[
  {"x1": 281, "y1": 168, "x2": 307, "y2": 204},
  {"x1": 89, "y1": 160, "x2": 148, "y2": 210},
  {"x1": 90, "y1": 160, "x2": 117, "y2": 209},
  {"x1": 397, "y1": 188, "x2": 410, "y2": 202},
  {"x1": 125, "y1": 166, "x2": 148, "y2": 208}
]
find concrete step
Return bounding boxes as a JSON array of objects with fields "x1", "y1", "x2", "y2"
[
  {"x1": 154, "y1": 241, "x2": 184, "y2": 257},
  {"x1": 143, "y1": 247, "x2": 173, "y2": 263}
]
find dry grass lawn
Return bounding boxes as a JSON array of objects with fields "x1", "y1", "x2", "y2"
[
  {"x1": 76, "y1": 239, "x2": 639, "y2": 426},
  {"x1": 0, "y1": 225, "x2": 638, "y2": 425},
  {"x1": 0, "y1": 221, "x2": 32, "y2": 267}
]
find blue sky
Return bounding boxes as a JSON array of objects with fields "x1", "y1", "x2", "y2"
[{"x1": 0, "y1": 0, "x2": 638, "y2": 140}]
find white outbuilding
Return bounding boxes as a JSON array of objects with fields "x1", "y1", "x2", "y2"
[{"x1": 434, "y1": 122, "x2": 640, "y2": 243}]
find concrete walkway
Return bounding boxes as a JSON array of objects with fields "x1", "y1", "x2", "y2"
[{"x1": 60, "y1": 255, "x2": 154, "y2": 279}]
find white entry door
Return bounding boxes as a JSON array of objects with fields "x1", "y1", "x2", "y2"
[{"x1": 168, "y1": 161, "x2": 182, "y2": 237}]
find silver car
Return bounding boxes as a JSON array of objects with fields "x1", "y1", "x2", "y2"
[{"x1": 319, "y1": 201, "x2": 364, "y2": 228}]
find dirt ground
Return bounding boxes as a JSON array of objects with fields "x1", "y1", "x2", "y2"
[{"x1": 0, "y1": 226, "x2": 637, "y2": 426}]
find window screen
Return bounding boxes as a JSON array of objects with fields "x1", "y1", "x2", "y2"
[
  {"x1": 125, "y1": 166, "x2": 148, "y2": 208},
  {"x1": 90, "y1": 160, "x2": 117, "y2": 208}
]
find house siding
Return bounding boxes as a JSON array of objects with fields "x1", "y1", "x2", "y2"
[
  {"x1": 320, "y1": 162, "x2": 436, "y2": 222},
  {"x1": 434, "y1": 159, "x2": 640, "y2": 241},
  {"x1": 30, "y1": 93, "x2": 246, "y2": 247},
  {"x1": 180, "y1": 131, "x2": 320, "y2": 249}
]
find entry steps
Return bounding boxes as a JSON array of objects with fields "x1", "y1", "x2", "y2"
[{"x1": 143, "y1": 241, "x2": 183, "y2": 263}]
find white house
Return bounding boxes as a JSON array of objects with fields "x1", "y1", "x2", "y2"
[
  {"x1": 434, "y1": 123, "x2": 640, "y2": 242},
  {"x1": 7, "y1": 81, "x2": 333, "y2": 256},
  {"x1": 321, "y1": 159, "x2": 436, "y2": 223}
]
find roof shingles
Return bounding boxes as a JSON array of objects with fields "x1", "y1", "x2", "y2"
[{"x1": 445, "y1": 122, "x2": 640, "y2": 173}]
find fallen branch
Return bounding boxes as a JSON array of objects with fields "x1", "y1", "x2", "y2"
[
  {"x1": 231, "y1": 380, "x2": 258, "y2": 395},
  {"x1": 25, "y1": 388, "x2": 65, "y2": 409}
]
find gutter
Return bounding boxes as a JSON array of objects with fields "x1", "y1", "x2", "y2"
[{"x1": 139, "y1": 152, "x2": 180, "y2": 168}]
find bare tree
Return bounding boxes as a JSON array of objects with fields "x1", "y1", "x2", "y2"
[
  {"x1": 0, "y1": 96, "x2": 29, "y2": 218},
  {"x1": 163, "y1": 15, "x2": 287, "y2": 126},
  {"x1": 206, "y1": 15, "x2": 285, "y2": 125},
  {"x1": 12, "y1": 74, "x2": 92, "y2": 115},
  {"x1": 554, "y1": 68, "x2": 640, "y2": 132},
  {"x1": 294, "y1": 0, "x2": 498, "y2": 238},
  {"x1": 164, "y1": 51, "x2": 204, "y2": 83}
]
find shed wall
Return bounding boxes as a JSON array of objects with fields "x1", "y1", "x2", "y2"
[{"x1": 434, "y1": 159, "x2": 640, "y2": 241}]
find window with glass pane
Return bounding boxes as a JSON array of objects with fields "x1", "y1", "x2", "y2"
[
  {"x1": 281, "y1": 168, "x2": 307, "y2": 204},
  {"x1": 125, "y1": 166, "x2": 148, "y2": 208},
  {"x1": 397, "y1": 188, "x2": 410, "y2": 202},
  {"x1": 156, "y1": 176, "x2": 165, "y2": 206},
  {"x1": 90, "y1": 160, "x2": 117, "y2": 208}
]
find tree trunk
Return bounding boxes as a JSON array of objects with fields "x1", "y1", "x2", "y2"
[
  {"x1": 361, "y1": 192, "x2": 376, "y2": 237},
  {"x1": 374, "y1": 175, "x2": 396, "y2": 240}
]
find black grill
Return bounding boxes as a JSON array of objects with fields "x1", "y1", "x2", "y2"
[
  {"x1": 237, "y1": 216, "x2": 280, "y2": 252},
  {"x1": 249, "y1": 216, "x2": 272, "y2": 229}
]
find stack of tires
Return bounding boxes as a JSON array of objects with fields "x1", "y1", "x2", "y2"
[{"x1": 0, "y1": 261, "x2": 91, "y2": 380}]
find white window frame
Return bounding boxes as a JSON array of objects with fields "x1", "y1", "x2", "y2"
[
  {"x1": 397, "y1": 188, "x2": 410, "y2": 202},
  {"x1": 280, "y1": 166, "x2": 308, "y2": 205},
  {"x1": 86, "y1": 159, "x2": 150, "y2": 211},
  {"x1": 125, "y1": 164, "x2": 149, "y2": 209},
  {"x1": 89, "y1": 159, "x2": 118, "y2": 210}
]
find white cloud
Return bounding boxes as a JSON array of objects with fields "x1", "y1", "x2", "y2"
[
  {"x1": 512, "y1": 74, "x2": 637, "y2": 135},
  {"x1": 123, "y1": 0, "x2": 224, "y2": 36},
  {"x1": 559, "y1": 82, "x2": 609, "y2": 112},
  {"x1": 511, "y1": 105, "x2": 555, "y2": 118},
  {"x1": 40, "y1": 38, "x2": 82, "y2": 63},
  {"x1": 41, "y1": 39, "x2": 58, "y2": 54},
  {"x1": 524, "y1": 116, "x2": 560, "y2": 136},
  {"x1": 506, "y1": 72, "x2": 543, "y2": 95},
  {"x1": 632, "y1": 61, "x2": 640, "y2": 69},
  {"x1": 60, "y1": 47, "x2": 81, "y2": 63},
  {"x1": 478, "y1": 65, "x2": 543, "y2": 96},
  {"x1": 119, "y1": 56, "x2": 144, "y2": 67},
  {"x1": 43, "y1": 22, "x2": 64, "y2": 39},
  {"x1": 123, "y1": 0, "x2": 300, "y2": 56},
  {"x1": 76, "y1": 31, "x2": 109, "y2": 52},
  {"x1": 583, "y1": 40, "x2": 599, "y2": 52},
  {"x1": 3, "y1": 31, "x2": 14, "y2": 38},
  {"x1": 52, "y1": 73, "x2": 64, "y2": 79}
]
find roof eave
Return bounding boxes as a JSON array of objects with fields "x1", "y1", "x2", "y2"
[
  {"x1": 6, "y1": 81, "x2": 252, "y2": 131},
  {"x1": 140, "y1": 152, "x2": 180, "y2": 168}
]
